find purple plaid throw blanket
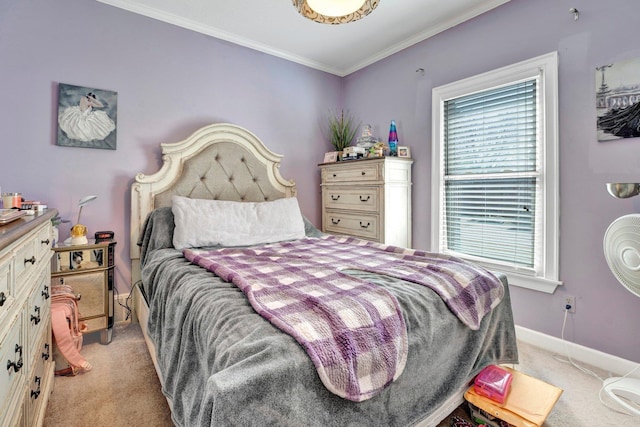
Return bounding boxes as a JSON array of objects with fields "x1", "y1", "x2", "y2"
[{"x1": 184, "y1": 235, "x2": 504, "y2": 402}]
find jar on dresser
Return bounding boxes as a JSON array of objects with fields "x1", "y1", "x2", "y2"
[
  {"x1": 319, "y1": 157, "x2": 413, "y2": 248},
  {"x1": 0, "y1": 209, "x2": 57, "y2": 427}
]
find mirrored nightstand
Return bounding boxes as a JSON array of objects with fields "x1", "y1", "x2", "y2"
[{"x1": 51, "y1": 239, "x2": 116, "y2": 344}]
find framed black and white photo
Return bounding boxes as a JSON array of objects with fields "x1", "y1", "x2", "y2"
[
  {"x1": 57, "y1": 83, "x2": 118, "y2": 149},
  {"x1": 397, "y1": 146, "x2": 411, "y2": 158},
  {"x1": 596, "y1": 57, "x2": 640, "y2": 142}
]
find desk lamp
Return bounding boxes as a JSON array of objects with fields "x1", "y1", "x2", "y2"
[{"x1": 70, "y1": 195, "x2": 97, "y2": 245}]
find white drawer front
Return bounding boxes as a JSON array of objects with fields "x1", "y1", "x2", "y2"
[
  {"x1": 14, "y1": 238, "x2": 38, "y2": 296},
  {"x1": 323, "y1": 187, "x2": 380, "y2": 213},
  {"x1": 35, "y1": 224, "x2": 52, "y2": 262},
  {"x1": 324, "y1": 211, "x2": 380, "y2": 241},
  {"x1": 321, "y1": 162, "x2": 381, "y2": 184},
  {"x1": 0, "y1": 254, "x2": 14, "y2": 318},
  {"x1": 27, "y1": 269, "x2": 50, "y2": 351},
  {"x1": 1, "y1": 396, "x2": 24, "y2": 427},
  {"x1": 27, "y1": 321, "x2": 53, "y2": 427},
  {"x1": 0, "y1": 312, "x2": 24, "y2": 421}
]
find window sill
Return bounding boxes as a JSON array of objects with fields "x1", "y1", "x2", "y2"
[
  {"x1": 497, "y1": 271, "x2": 562, "y2": 293},
  {"x1": 449, "y1": 253, "x2": 562, "y2": 293}
]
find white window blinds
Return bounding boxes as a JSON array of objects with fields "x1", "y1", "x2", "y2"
[
  {"x1": 442, "y1": 78, "x2": 539, "y2": 269},
  {"x1": 432, "y1": 51, "x2": 560, "y2": 293}
]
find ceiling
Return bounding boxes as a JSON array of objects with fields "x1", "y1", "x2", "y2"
[{"x1": 97, "y1": 0, "x2": 511, "y2": 77}]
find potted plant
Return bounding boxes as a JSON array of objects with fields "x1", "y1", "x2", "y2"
[{"x1": 329, "y1": 110, "x2": 359, "y2": 157}]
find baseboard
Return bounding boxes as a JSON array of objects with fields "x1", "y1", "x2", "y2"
[
  {"x1": 515, "y1": 325, "x2": 639, "y2": 379},
  {"x1": 114, "y1": 292, "x2": 132, "y2": 323}
]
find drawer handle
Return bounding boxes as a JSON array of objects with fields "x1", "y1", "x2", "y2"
[
  {"x1": 333, "y1": 173, "x2": 337, "y2": 177},
  {"x1": 24, "y1": 256, "x2": 36, "y2": 265},
  {"x1": 42, "y1": 343, "x2": 50, "y2": 361},
  {"x1": 31, "y1": 305, "x2": 41, "y2": 325},
  {"x1": 331, "y1": 195, "x2": 340, "y2": 201},
  {"x1": 7, "y1": 344, "x2": 23, "y2": 373},
  {"x1": 331, "y1": 218, "x2": 341, "y2": 225},
  {"x1": 42, "y1": 285, "x2": 50, "y2": 300},
  {"x1": 359, "y1": 221, "x2": 371, "y2": 229},
  {"x1": 41, "y1": 239, "x2": 50, "y2": 245},
  {"x1": 0, "y1": 292, "x2": 6, "y2": 307},
  {"x1": 359, "y1": 195, "x2": 371, "y2": 202},
  {"x1": 31, "y1": 376, "x2": 41, "y2": 400}
]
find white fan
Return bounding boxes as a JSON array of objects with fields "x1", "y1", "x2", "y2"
[{"x1": 603, "y1": 213, "x2": 640, "y2": 416}]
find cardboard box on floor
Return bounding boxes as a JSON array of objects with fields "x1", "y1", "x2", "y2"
[{"x1": 464, "y1": 366, "x2": 563, "y2": 427}]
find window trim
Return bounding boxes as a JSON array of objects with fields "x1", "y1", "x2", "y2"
[{"x1": 431, "y1": 51, "x2": 561, "y2": 293}]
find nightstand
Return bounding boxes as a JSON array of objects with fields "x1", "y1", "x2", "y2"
[{"x1": 51, "y1": 239, "x2": 116, "y2": 344}]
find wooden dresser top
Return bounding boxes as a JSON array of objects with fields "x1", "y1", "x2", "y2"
[{"x1": 0, "y1": 209, "x2": 57, "y2": 251}]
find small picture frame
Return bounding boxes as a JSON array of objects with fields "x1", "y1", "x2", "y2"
[
  {"x1": 324, "y1": 151, "x2": 338, "y2": 163},
  {"x1": 397, "y1": 146, "x2": 411, "y2": 158}
]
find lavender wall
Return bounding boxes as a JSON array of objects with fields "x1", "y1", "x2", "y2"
[
  {"x1": 1, "y1": 0, "x2": 340, "y2": 294},
  {"x1": 2, "y1": 0, "x2": 639, "y2": 362},
  {"x1": 344, "y1": 0, "x2": 640, "y2": 361}
]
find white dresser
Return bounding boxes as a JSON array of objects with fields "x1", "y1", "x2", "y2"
[
  {"x1": 319, "y1": 157, "x2": 413, "y2": 247},
  {"x1": 0, "y1": 210, "x2": 56, "y2": 427}
]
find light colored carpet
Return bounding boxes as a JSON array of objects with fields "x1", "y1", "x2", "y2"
[
  {"x1": 43, "y1": 322, "x2": 173, "y2": 427},
  {"x1": 44, "y1": 322, "x2": 638, "y2": 426},
  {"x1": 437, "y1": 340, "x2": 639, "y2": 426}
]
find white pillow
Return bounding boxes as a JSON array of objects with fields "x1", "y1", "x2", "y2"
[{"x1": 171, "y1": 196, "x2": 306, "y2": 249}]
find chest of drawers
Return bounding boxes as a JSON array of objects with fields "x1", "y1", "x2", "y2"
[
  {"x1": 0, "y1": 210, "x2": 56, "y2": 427},
  {"x1": 319, "y1": 157, "x2": 413, "y2": 247}
]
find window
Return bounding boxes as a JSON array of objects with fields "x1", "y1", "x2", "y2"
[{"x1": 431, "y1": 52, "x2": 561, "y2": 293}]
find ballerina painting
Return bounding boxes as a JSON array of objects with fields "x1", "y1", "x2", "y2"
[{"x1": 57, "y1": 83, "x2": 117, "y2": 149}]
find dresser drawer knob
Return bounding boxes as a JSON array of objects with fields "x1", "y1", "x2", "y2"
[
  {"x1": 361, "y1": 171, "x2": 366, "y2": 176},
  {"x1": 7, "y1": 358, "x2": 23, "y2": 373},
  {"x1": 41, "y1": 239, "x2": 50, "y2": 245},
  {"x1": 24, "y1": 256, "x2": 36, "y2": 265},
  {"x1": 359, "y1": 221, "x2": 371, "y2": 229},
  {"x1": 7, "y1": 344, "x2": 23, "y2": 373},
  {"x1": 30, "y1": 376, "x2": 41, "y2": 400},
  {"x1": 0, "y1": 292, "x2": 6, "y2": 307},
  {"x1": 31, "y1": 306, "x2": 41, "y2": 325},
  {"x1": 331, "y1": 195, "x2": 340, "y2": 201},
  {"x1": 333, "y1": 173, "x2": 337, "y2": 177},
  {"x1": 42, "y1": 285, "x2": 50, "y2": 299},
  {"x1": 42, "y1": 343, "x2": 50, "y2": 361},
  {"x1": 359, "y1": 195, "x2": 371, "y2": 202},
  {"x1": 331, "y1": 218, "x2": 341, "y2": 225}
]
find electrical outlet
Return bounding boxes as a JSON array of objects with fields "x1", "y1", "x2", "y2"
[
  {"x1": 115, "y1": 292, "x2": 132, "y2": 323},
  {"x1": 563, "y1": 295, "x2": 576, "y2": 313}
]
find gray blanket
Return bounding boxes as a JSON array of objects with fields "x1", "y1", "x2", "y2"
[{"x1": 139, "y1": 208, "x2": 518, "y2": 427}]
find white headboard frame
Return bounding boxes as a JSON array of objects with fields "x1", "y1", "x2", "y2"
[{"x1": 130, "y1": 123, "x2": 297, "y2": 278}]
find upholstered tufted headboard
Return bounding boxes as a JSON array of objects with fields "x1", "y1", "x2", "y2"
[{"x1": 130, "y1": 123, "x2": 296, "y2": 282}]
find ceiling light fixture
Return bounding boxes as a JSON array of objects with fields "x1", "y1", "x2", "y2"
[{"x1": 293, "y1": 0, "x2": 380, "y2": 24}]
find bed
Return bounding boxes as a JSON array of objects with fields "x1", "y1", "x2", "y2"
[{"x1": 130, "y1": 123, "x2": 518, "y2": 427}]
